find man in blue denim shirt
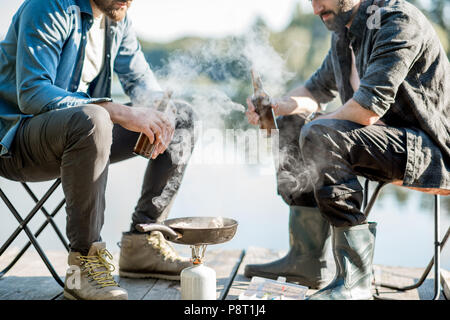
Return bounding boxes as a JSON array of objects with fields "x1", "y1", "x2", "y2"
[{"x1": 0, "y1": 0, "x2": 196, "y2": 300}]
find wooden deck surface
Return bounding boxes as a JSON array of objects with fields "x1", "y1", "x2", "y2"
[{"x1": 0, "y1": 247, "x2": 448, "y2": 300}]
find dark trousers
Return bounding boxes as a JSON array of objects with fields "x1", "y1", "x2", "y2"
[
  {"x1": 0, "y1": 102, "x2": 196, "y2": 254},
  {"x1": 276, "y1": 115, "x2": 407, "y2": 227}
]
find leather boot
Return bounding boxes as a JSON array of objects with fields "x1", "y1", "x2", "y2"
[
  {"x1": 308, "y1": 222, "x2": 377, "y2": 300},
  {"x1": 64, "y1": 242, "x2": 128, "y2": 300},
  {"x1": 119, "y1": 231, "x2": 192, "y2": 280},
  {"x1": 244, "y1": 206, "x2": 332, "y2": 289}
]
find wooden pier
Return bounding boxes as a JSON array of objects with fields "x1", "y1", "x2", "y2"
[{"x1": 0, "y1": 247, "x2": 448, "y2": 300}]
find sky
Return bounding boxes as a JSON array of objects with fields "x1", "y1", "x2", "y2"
[{"x1": 1, "y1": 0, "x2": 312, "y2": 42}]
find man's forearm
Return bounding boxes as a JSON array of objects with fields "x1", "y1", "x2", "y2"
[
  {"x1": 316, "y1": 99, "x2": 380, "y2": 126},
  {"x1": 274, "y1": 86, "x2": 320, "y2": 116},
  {"x1": 95, "y1": 101, "x2": 131, "y2": 125}
]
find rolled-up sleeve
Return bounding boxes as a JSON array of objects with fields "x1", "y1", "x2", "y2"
[
  {"x1": 304, "y1": 49, "x2": 338, "y2": 104},
  {"x1": 353, "y1": 10, "x2": 422, "y2": 117},
  {"x1": 114, "y1": 15, "x2": 162, "y2": 105},
  {"x1": 15, "y1": 0, "x2": 110, "y2": 115}
]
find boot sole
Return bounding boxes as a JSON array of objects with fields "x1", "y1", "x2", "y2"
[
  {"x1": 119, "y1": 270, "x2": 181, "y2": 281},
  {"x1": 63, "y1": 290, "x2": 81, "y2": 300},
  {"x1": 63, "y1": 289, "x2": 128, "y2": 300}
]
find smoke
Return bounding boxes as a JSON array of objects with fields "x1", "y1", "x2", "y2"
[
  {"x1": 276, "y1": 144, "x2": 319, "y2": 196},
  {"x1": 155, "y1": 29, "x2": 295, "y2": 127},
  {"x1": 130, "y1": 29, "x2": 308, "y2": 212},
  {"x1": 240, "y1": 30, "x2": 295, "y2": 96}
]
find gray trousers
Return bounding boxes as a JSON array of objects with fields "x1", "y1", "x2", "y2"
[
  {"x1": 276, "y1": 115, "x2": 407, "y2": 227},
  {"x1": 0, "y1": 102, "x2": 195, "y2": 254}
]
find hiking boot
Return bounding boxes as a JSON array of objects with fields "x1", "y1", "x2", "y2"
[
  {"x1": 118, "y1": 231, "x2": 191, "y2": 280},
  {"x1": 64, "y1": 242, "x2": 128, "y2": 300},
  {"x1": 244, "y1": 206, "x2": 333, "y2": 289}
]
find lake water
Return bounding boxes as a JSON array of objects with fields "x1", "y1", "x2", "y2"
[{"x1": 0, "y1": 135, "x2": 449, "y2": 270}]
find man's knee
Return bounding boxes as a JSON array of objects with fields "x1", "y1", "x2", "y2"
[
  {"x1": 276, "y1": 115, "x2": 304, "y2": 130},
  {"x1": 67, "y1": 104, "x2": 113, "y2": 155},
  {"x1": 299, "y1": 119, "x2": 334, "y2": 151},
  {"x1": 299, "y1": 119, "x2": 358, "y2": 151}
]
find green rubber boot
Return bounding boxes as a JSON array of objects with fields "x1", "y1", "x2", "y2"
[
  {"x1": 307, "y1": 222, "x2": 377, "y2": 300},
  {"x1": 244, "y1": 206, "x2": 332, "y2": 289}
]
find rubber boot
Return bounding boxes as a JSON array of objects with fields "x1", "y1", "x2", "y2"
[
  {"x1": 307, "y1": 222, "x2": 377, "y2": 300},
  {"x1": 244, "y1": 206, "x2": 332, "y2": 289}
]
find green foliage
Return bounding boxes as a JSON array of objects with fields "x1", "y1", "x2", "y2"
[{"x1": 137, "y1": 3, "x2": 449, "y2": 128}]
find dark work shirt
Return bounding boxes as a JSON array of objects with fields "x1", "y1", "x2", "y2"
[{"x1": 305, "y1": 0, "x2": 450, "y2": 189}]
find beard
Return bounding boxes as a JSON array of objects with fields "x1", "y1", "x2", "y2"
[
  {"x1": 321, "y1": 0, "x2": 356, "y2": 32},
  {"x1": 92, "y1": 0, "x2": 132, "y2": 21}
]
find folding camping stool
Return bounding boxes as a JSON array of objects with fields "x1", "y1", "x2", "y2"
[
  {"x1": 0, "y1": 178, "x2": 68, "y2": 287},
  {"x1": 362, "y1": 180, "x2": 450, "y2": 300}
]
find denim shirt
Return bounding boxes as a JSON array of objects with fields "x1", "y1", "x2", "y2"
[
  {"x1": 0, "y1": 0, "x2": 161, "y2": 156},
  {"x1": 305, "y1": 0, "x2": 450, "y2": 189}
]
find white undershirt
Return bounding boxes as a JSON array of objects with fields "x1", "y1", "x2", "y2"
[{"x1": 78, "y1": 14, "x2": 106, "y2": 93}]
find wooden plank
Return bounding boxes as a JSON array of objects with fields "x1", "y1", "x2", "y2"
[
  {"x1": 0, "y1": 276, "x2": 62, "y2": 300},
  {"x1": 117, "y1": 278, "x2": 158, "y2": 300},
  {"x1": 373, "y1": 265, "x2": 446, "y2": 300},
  {"x1": 218, "y1": 250, "x2": 245, "y2": 300},
  {"x1": 142, "y1": 249, "x2": 244, "y2": 300},
  {"x1": 372, "y1": 265, "x2": 419, "y2": 300},
  {"x1": 225, "y1": 247, "x2": 303, "y2": 300},
  {"x1": 117, "y1": 246, "x2": 183, "y2": 300},
  {"x1": 142, "y1": 279, "x2": 181, "y2": 300},
  {"x1": 0, "y1": 249, "x2": 67, "y2": 300},
  {"x1": 1, "y1": 247, "x2": 448, "y2": 300},
  {"x1": 441, "y1": 269, "x2": 450, "y2": 300},
  {"x1": 225, "y1": 247, "x2": 338, "y2": 300}
]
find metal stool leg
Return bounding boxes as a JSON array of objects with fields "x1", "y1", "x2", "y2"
[
  {"x1": 0, "y1": 198, "x2": 66, "y2": 279},
  {"x1": 371, "y1": 191, "x2": 447, "y2": 300},
  {"x1": 0, "y1": 180, "x2": 65, "y2": 287},
  {"x1": 375, "y1": 227, "x2": 449, "y2": 291},
  {"x1": 21, "y1": 182, "x2": 69, "y2": 251},
  {"x1": 363, "y1": 181, "x2": 386, "y2": 217},
  {"x1": 363, "y1": 179, "x2": 370, "y2": 209},
  {"x1": 0, "y1": 179, "x2": 61, "y2": 255},
  {"x1": 433, "y1": 194, "x2": 441, "y2": 300}
]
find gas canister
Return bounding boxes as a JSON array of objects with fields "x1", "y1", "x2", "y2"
[{"x1": 181, "y1": 263, "x2": 216, "y2": 300}]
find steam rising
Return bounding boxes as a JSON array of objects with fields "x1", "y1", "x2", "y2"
[
  {"x1": 129, "y1": 30, "x2": 313, "y2": 212},
  {"x1": 170, "y1": 217, "x2": 225, "y2": 229}
]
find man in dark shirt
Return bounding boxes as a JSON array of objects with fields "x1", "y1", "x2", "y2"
[{"x1": 245, "y1": 0, "x2": 449, "y2": 299}]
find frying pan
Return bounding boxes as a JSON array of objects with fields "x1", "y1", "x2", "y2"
[{"x1": 136, "y1": 217, "x2": 238, "y2": 245}]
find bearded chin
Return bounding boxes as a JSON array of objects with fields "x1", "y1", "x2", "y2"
[
  {"x1": 105, "y1": 8, "x2": 127, "y2": 21},
  {"x1": 323, "y1": 7, "x2": 355, "y2": 32},
  {"x1": 92, "y1": 0, "x2": 128, "y2": 22}
]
